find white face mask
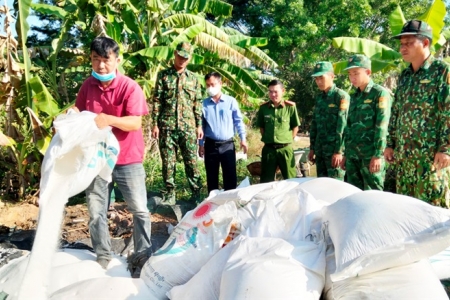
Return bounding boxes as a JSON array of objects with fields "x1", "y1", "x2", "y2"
[{"x1": 206, "y1": 86, "x2": 221, "y2": 97}]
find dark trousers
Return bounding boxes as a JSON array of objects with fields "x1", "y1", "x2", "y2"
[{"x1": 204, "y1": 138, "x2": 237, "y2": 193}]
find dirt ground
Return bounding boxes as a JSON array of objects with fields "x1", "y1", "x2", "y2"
[{"x1": 0, "y1": 201, "x2": 177, "y2": 244}]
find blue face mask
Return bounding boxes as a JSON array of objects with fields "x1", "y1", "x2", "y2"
[{"x1": 92, "y1": 70, "x2": 116, "y2": 82}]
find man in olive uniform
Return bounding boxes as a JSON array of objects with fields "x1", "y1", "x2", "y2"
[
  {"x1": 308, "y1": 61, "x2": 349, "y2": 180},
  {"x1": 384, "y1": 20, "x2": 450, "y2": 207},
  {"x1": 151, "y1": 42, "x2": 203, "y2": 205},
  {"x1": 256, "y1": 80, "x2": 301, "y2": 183},
  {"x1": 343, "y1": 54, "x2": 391, "y2": 190}
]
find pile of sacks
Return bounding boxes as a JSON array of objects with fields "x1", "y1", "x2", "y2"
[{"x1": 2, "y1": 178, "x2": 450, "y2": 299}]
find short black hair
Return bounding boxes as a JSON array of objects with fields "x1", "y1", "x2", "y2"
[
  {"x1": 205, "y1": 72, "x2": 221, "y2": 81},
  {"x1": 90, "y1": 37, "x2": 119, "y2": 58},
  {"x1": 416, "y1": 34, "x2": 433, "y2": 46},
  {"x1": 268, "y1": 79, "x2": 284, "y2": 89}
]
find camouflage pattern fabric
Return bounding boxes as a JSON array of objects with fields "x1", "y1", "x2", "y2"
[
  {"x1": 151, "y1": 66, "x2": 203, "y2": 197},
  {"x1": 346, "y1": 156, "x2": 385, "y2": 190},
  {"x1": 151, "y1": 67, "x2": 202, "y2": 129},
  {"x1": 159, "y1": 128, "x2": 201, "y2": 196},
  {"x1": 310, "y1": 84, "x2": 349, "y2": 180},
  {"x1": 387, "y1": 56, "x2": 450, "y2": 207},
  {"x1": 345, "y1": 79, "x2": 391, "y2": 190}
]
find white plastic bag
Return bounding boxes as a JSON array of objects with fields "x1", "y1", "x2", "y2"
[
  {"x1": 141, "y1": 201, "x2": 237, "y2": 299},
  {"x1": 297, "y1": 177, "x2": 361, "y2": 206},
  {"x1": 331, "y1": 260, "x2": 448, "y2": 300},
  {"x1": 430, "y1": 246, "x2": 450, "y2": 279},
  {"x1": 18, "y1": 111, "x2": 119, "y2": 300},
  {"x1": 50, "y1": 277, "x2": 155, "y2": 300},
  {"x1": 323, "y1": 190, "x2": 450, "y2": 281},
  {"x1": 219, "y1": 237, "x2": 325, "y2": 300}
]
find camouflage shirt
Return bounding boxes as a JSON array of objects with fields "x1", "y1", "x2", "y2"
[
  {"x1": 345, "y1": 79, "x2": 391, "y2": 158},
  {"x1": 256, "y1": 100, "x2": 301, "y2": 144},
  {"x1": 387, "y1": 56, "x2": 450, "y2": 159},
  {"x1": 310, "y1": 84, "x2": 350, "y2": 154},
  {"x1": 151, "y1": 66, "x2": 203, "y2": 130}
]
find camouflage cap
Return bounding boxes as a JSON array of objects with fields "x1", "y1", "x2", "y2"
[
  {"x1": 311, "y1": 61, "x2": 334, "y2": 77},
  {"x1": 175, "y1": 41, "x2": 193, "y2": 59},
  {"x1": 344, "y1": 54, "x2": 371, "y2": 71},
  {"x1": 393, "y1": 20, "x2": 433, "y2": 40}
]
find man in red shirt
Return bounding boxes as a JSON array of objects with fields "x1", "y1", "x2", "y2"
[{"x1": 76, "y1": 37, "x2": 151, "y2": 271}]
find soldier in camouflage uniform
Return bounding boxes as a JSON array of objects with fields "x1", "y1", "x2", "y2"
[
  {"x1": 343, "y1": 54, "x2": 391, "y2": 190},
  {"x1": 151, "y1": 42, "x2": 203, "y2": 205},
  {"x1": 309, "y1": 61, "x2": 349, "y2": 180},
  {"x1": 385, "y1": 20, "x2": 450, "y2": 207},
  {"x1": 256, "y1": 80, "x2": 301, "y2": 183}
]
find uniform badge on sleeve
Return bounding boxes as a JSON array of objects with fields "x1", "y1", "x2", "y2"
[
  {"x1": 379, "y1": 96, "x2": 387, "y2": 109},
  {"x1": 339, "y1": 99, "x2": 349, "y2": 110}
]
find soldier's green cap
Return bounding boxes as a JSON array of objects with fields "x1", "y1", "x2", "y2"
[
  {"x1": 344, "y1": 54, "x2": 371, "y2": 71},
  {"x1": 175, "y1": 41, "x2": 193, "y2": 59},
  {"x1": 311, "y1": 61, "x2": 334, "y2": 77},
  {"x1": 393, "y1": 20, "x2": 433, "y2": 40}
]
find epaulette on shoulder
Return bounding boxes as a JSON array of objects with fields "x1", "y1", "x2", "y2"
[
  {"x1": 284, "y1": 100, "x2": 295, "y2": 106},
  {"x1": 260, "y1": 101, "x2": 270, "y2": 106}
]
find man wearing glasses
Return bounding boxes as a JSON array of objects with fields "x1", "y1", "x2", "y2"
[{"x1": 384, "y1": 20, "x2": 450, "y2": 207}]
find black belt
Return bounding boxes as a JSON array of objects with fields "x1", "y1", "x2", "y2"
[
  {"x1": 205, "y1": 137, "x2": 234, "y2": 145},
  {"x1": 265, "y1": 143, "x2": 289, "y2": 149}
]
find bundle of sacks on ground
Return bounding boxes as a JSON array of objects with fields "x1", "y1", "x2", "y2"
[{"x1": 2, "y1": 177, "x2": 450, "y2": 299}]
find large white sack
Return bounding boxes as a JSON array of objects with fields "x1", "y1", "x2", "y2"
[
  {"x1": 167, "y1": 235, "x2": 244, "y2": 300},
  {"x1": 296, "y1": 177, "x2": 361, "y2": 206},
  {"x1": 169, "y1": 188, "x2": 326, "y2": 300},
  {"x1": 234, "y1": 181, "x2": 323, "y2": 240},
  {"x1": 331, "y1": 260, "x2": 448, "y2": 300},
  {"x1": 323, "y1": 243, "x2": 336, "y2": 300},
  {"x1": 0, "y1": 253, "x2": 29, "y2": 297},
  {"x1": 0, "y1": 249, "x2": 130, "y2": 298},
  {"x1": 141, "y1": 201, "x2": 237, "y2": 299},
  {"x1": 209, "y1": 180, "x2": 299, "y2": 206},
  {"x1": 323, "y1": 190, "x2": 450, "y2": 281},
  {"x1": 18, "y1": 111, "x2": 120, "y2": 300},
  {"x1": 219, "y1": 237, "x2": 325, "y2": 300},
  {"x1": 49, "y1": 277, "x2": 155, "y2": 299},
  {"x1": 430, "y1": 246, "x2": 450, "y2": 280}
]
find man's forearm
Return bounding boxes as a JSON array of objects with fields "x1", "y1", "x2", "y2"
[{"x1": 107, "y1": 115, "x2": 142, "y2": 131}]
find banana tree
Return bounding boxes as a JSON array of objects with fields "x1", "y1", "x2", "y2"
[
  {"x1": 331, "y1": 0, "x2": 448, "y2": 74},
  {"x1": 30, "y1": 0, "x2": 277, "y2": 106}
]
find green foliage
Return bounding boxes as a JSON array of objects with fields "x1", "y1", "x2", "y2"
[
  {"x1": 223, "y1": 0, "x2": 445, "y2": 123},
  {"x1": 0, "y1": 107, "x2": 42, "y2": 199}
]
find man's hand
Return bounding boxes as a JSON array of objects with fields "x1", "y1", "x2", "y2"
[
  {"x1": 198, "y1": 145, "x2": 205, "y2": 158},
  {"x1": 340, "y1": 156, "x2": 346, "y2": 170},
  {"x1": 369, "y1": 157, "x2": 382, "y2": 173},
  {"x1": 308, "y1": 150, "x2": 315, "y2": 163},
  {"x1": 384, "y1": 147, "x2": 395, "y2": 163},
  {"x1": 241, "y1": 140, "x2": 248, "y2": 154},
  {"x1": 434, "y1": 152, "x2": 450, "y2": 170},
  {"x1": 152, "y1": 126, "x2": 159, "y2": 139},
  {"x1": 94, "y1": 113, "x2": 110, "y2": 129},
  {"x1": 196, "y1": 127, "x2": 204, "y2": 140},
  {"x1": 331, "y1": 153, "x2": 343, "y2": 168}
]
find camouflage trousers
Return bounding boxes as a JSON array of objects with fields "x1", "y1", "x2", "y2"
[
  {"x1": 159, "y1": 128, "x2": 201, "y2": 196},
  {"x1": 346, "y1": 156, "x2": 385, "y2": 190},
  {"x1": 315, "y1": 151, "x2": 345, "y2": 180},
  {"x1": 396, "y1": 156, "x2": 450, "y2": 208}
]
